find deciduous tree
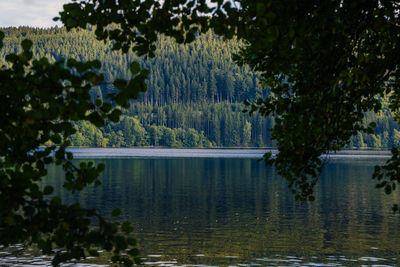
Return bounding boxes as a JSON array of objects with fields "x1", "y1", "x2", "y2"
[{"x1": 2, "y1": 1, "x2": 400, "y2": 266}]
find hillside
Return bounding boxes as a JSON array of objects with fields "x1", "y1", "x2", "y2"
[{"x1": 0, "y1": 27, "x2": 398, "y2": 148}]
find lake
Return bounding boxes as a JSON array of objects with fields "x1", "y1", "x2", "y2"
[{"x1": 2, "y1": 149, "x2": 400, "y2": 266}]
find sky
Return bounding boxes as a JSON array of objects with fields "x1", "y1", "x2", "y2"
[
  {"x1": 0, "y1": 0, "x2": 69, "y2": 28},
  {"x1": 0, "y1": 0, "x2": 236, "y2": 28}
]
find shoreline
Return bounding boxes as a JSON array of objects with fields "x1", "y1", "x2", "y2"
[{"x1": 66, "y1": 147, "x2": 392, "y2": 159}]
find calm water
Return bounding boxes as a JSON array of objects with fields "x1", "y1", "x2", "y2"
[{"x1": 3, "y1": 150, "x2": 400, "y2": 266}]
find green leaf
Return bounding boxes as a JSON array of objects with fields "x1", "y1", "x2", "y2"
[
  {"x1": 127, "y1": 237, "x2": 136, "y2": 246},
  {"x1": 87, "y1": 112, "x2": 104, "y2": 127},
  {"x1": 95, "y1": 99, "x2": 102, "y2": 107},
  {"x1": 66, "y1": 152, "x2": 73, "y2": 160},
  {"x1": 88, "y1": 250, "x2": 99, "y2": 257},
  {"x1": 392, "y1": 204, "x2": 399, "y2": 213},
  {"x1": 21, "y1": 39, "x2": 33, "y2": 52},
  {"x1": 112, "y1": 208, "x2": 121, "y2": 217},
  {"x1": 90, "y1": 60, "x2": 101, "y2": 69},
  {"x1": 129, "y1": 62, "x2": 141, "y2": 75},
  {"x1": 121, "y1": 221, "x2": 133, "y2": 233},
  {"x1": 111, "y1": 255, "x2": 120, "y2": 262},
  {"x1": 113, "y1": 79, "x2": 127, "y2": 91},
  {"x1": 66, "y1": 18, "x2": 77, "y2": 28},
  {"x1": 100, "y1": 102, "x2": 112, "y2": 113},
  {"x1": 127, "y1": 248, "x2": 140, "y2": 257},
  {"x1": 43, "y1": 186, "x2": 54, "y2": 195},
  {"x1": 243, "y1": 99, "x2": 251, "y2": 106},
  {"x1": 108, "y1": 109, "x2": 122, "y2": 122},
  {"x1": 50, "y1": 134, "x2": 62, "y2": 144},
  {"x1": 385, "y1": 184, "x2": 392, "y2": 195},
  {"x1": 97, "y1": 163, "x2": 105, "y2": 172},
  {"x1": 112, "y1": 42, "x2": 122, "y2": 51}
]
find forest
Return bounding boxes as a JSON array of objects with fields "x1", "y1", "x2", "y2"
[{"x1": 1, "y1": 26, "x2": 398, "y2": 149}]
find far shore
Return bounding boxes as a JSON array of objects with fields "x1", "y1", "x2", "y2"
[{"x1": 66, "y1": 147, "x2": 392, "y2": 159}]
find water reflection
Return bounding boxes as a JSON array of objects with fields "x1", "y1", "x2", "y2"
[{"x1": 40, "y1": 158, "x2": 400, "y2": 266}]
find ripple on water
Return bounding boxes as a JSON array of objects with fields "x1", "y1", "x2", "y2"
[
  {"x1": 0, "y1": 251, "x2": 397, "y2": 267},
  {"x1": 0, "y1": 255, "x2": 109, "y2": 267},
  {"x1": 358, "y1": 256, "x2": 388, "y2": 262},
  {"x1": 144, "y1": 260, "x2": 178, "y2": 265}
]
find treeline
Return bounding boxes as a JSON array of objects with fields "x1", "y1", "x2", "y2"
[
  {"x1": 69, "y1": 117, "x2": 214, "y2": 148},
  {"x1": 70, "y1": 102, "x2": 272, "y2": 147},
  {"x1": 0, "y1": 27, "x2": 399, "y2": 148},
  {"x1": 349, "y1": 107, "x2": 400, "y2": 149}
]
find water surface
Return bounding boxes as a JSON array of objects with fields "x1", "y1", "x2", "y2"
[
  {"x1": 67, "y1": 147, "x2": 391, "y2": 159},
  {"x1": 3, "y1": 150, "x2": 400, "y2": 266}
]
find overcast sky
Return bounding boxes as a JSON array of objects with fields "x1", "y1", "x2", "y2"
[{"x1": 0, "y1": 0, "x2": 69, "y2": 28}]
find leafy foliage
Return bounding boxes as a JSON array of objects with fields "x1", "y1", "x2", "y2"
[
  {"x1": 0, "y1": 33, "x2": 140, "y2": 266},
  {"x1": 2, "y1": 0, "x2": 400, "y2": 265},
  {"x1": 235, "y1": 0, "x2": 400, "y2": 201}
]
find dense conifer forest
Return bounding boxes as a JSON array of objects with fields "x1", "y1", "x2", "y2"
[{"x1": 1, "y1": 27, "x2": 398, "y2": 148}]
